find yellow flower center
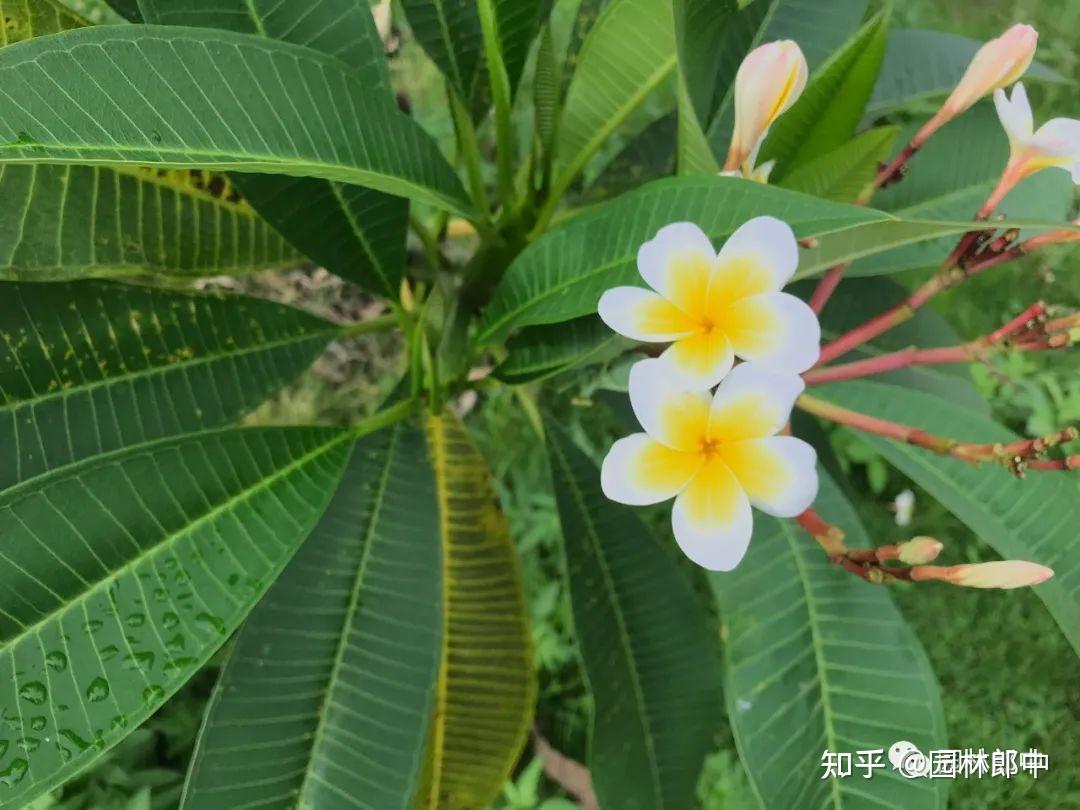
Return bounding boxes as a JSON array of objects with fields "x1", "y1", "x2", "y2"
[{"x1": 699, "y1": 437, "x2": 723, "y2": 459}]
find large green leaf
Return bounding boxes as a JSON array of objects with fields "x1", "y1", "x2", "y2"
[
  {"x1": 181, "y1": 421, "x2": 442, "y2": 809},
  {"x1": 105, "y1": 0, "x2": 143, "y2": 21},
  {"x1": 816, "y1": 381, "x2": 1080, "y2": 658},
  {"x1": 0, "y1": 26, "x2": 471, "y2": 216},
  {"x1": 551, "y1": 0, "x2": 676, "y2": 200},
  {"x1": 582, "y1": 113, "x2": 676, "y2": 202},
  {"x1": 0, "y1": 280, "x2": 340, "y2": 490},
  {"x1": 851, "y1": 105, "x2": 1075, "y2": 276},
  {"x1": 137, "y1": 0, "x2": 409, "y2": 296},
  {"x1": 545, "y1": 423, "x2": 723, "y2": 809},
  {"x1": 673, "y1": 0, "x2": 735, "y2": 174},
  {"x1": 704, "y1": 0, "x2": 871, "y2": 163},
  {"x1": 420, "y1": 413, "x2": 535, "y2": 809},
  {"x1": 495, "y1": 315, "x2": 626, "y2": 385},
  {"x1": 867, "y1": 29, "x2": 1065, "y2": 117},
  {"x1": 760, "y1": 10, "x2": 889, "y2": 180},
  {"x1": 402, "y1": 0, "x2": 484, "y2": 104},
  {"x1": 0, "y1": 0, "x2": 299, "y2": 281},
  {"x1": 779, "y1": 126, "x2": 898, "y2": 201},
  {"x1": 802, "y1": 276, "x2": 988, "y2": 413},
  {"x1": 478, "y1": 176, "x2": 1071, "y2": 342},
  {"x1": 0, "y1": 425, "x2": 352, "y2": 807},
  {"x1": 711, "y1": 470, "x2": 948, "y2": 809}
]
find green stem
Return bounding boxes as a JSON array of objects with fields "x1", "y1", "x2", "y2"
[
  {"x1": 476, "y1": 0, "x2": 516, "y2": 211},
  {"x1": 338, "y1": 313, "x2": 400, "y2": 339},
  {"x1": 349, "y1": 397, "x2": 420, "y2": 439},
  {"x1": 410, "y1": 213, "x2": 445, "y2": 271},
  {"x1": 449, "y1": 89, "x2": 492, "y2": 220}
]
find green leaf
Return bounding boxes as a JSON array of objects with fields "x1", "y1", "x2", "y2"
[
  {"x1": 803, "y1": 275, "x2": 988, "y2": 413},
  {"x1": 673, "y1": 0, "x2": 736, "y2": 174},
  {"x1": 0, "y1": 1, "x2": 300, "y2": 281},
  {"x1": 402, "y1": 0, "x2": 484, "y2": 103},
  {"x1": 561, "y1": 0, "x2": 610, "y2": 92},
  {"x1": 867, "y1": 29, "x2": 1065, "y2": 117},
  {"x1": 479, "y1": 176, "x2": 1073, "y2": 342},
  {"x1": 0, "y1": 280, "x2": 339, "y2": 490},
  {"x1": 420, "y1": 413, "x2": 535, "y2": 810},
  {"x1": 583, "y1": 113, "x2": 675, "y2": 202},
  {"x1": 105, "y1": 0, "x2": 142, "y2": 21},
  {"x1": 0, "y1": 425, "x2": 352, "y2": 808},
  {"x1": 815, "y1": 381, "x2": 1080, "y2": 658},
  {"x1": 711, "y1": 470, "x2": 948, "y2": 809},
  {"x1": 0, "y1": 26, "x2": 472, "y2": 216},
  {"x1": 495, "y1": 315, "x2": 627, "y2": 384},
  {"x1": 760, "y1": 10, "x2": 890, "y2": 180},
  {"x1": 552, "y1": 0, "x2": 676, "y2": 200},
  {"x1": 545, "y1": 422, "x2": 723, "y2": 810},
  {"x1": 181, "y1": 421, "x2": 442, "y2": 809},
  {"x1": 137, "y1": 0, "x2": 409, "y2": 296},
  {"x1": 779, "y1": 126, "x2": 898, "y2": 201},
  {"x1": 704, "y1": 0, "x2": 871, "y2": 162},
  {"x1": 534, "y1": 24, "x2": 561, "y2": 164},
  {"x1": 851, "y1": 105, "x2": 1075, "y2": 276}
]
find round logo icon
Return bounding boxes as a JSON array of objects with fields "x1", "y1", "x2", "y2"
[{"x1": 889, "y1": 740, "x2": 930, "y2": 778}]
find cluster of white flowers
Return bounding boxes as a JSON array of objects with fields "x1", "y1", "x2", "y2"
[{"x1": 597, "y1": 218, "x2": 820, "y2": 571}]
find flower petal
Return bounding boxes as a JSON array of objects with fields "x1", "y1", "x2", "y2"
[
  {"x1": 721, "y1": 436, "x2": 818, "y2": 517},
  {"x1": 1030, "y1": 116, "x2": 1080, "y2": 163},
  {"x1": 601, "y1": 434, "x2": 701, "y2": 506},
  {"x1": 671, "y1": 459, "x2": 753, "y2": 571},
  {"x1": 994, "y1": 83, "x2": 1034, "y2": 149},
  {"x1": 724, "y1": 291, "x2": 820, "y2": 373},
  {"x1": 709, "y1": 362, "x2": 805, "y2": 441},
  {"x1": 628, "y1": 359, "x2": 711, "y2": 451},
  {"x1": 597, "y1": 286, "x2": 695, "y2": 342},
  {"x1": 659, "y1": 330, "x2": 735, "y2": 390},
  {"x1": 709, "y1": 216, "x2": 799, "y2": 307},
  {"x1": 636, "y1": 222, "x2": 717, "y2": 313}
]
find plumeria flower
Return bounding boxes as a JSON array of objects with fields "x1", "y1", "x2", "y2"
[
  {"x1": 994, "y1": 82, "x2": 1080, "y2": 185},
  {"x1": 601, "y1": 359, "x2": 818, "y2": 571},
  {"x1": 723, "y1": 40, "x2": 808, "y2": 178},
  {"x1": 597, "y1": 218, "x2": 820, "y2": 390}
]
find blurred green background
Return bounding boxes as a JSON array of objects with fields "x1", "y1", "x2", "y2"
[{"x1": 38, "y1": 1, "x2": 1080, "y2": 808}]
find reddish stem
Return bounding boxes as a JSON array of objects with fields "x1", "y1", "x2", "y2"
[
  {"x1": 805, "y1": 302, "x2": 1049, "y2": 385},
  {"x1": 797, "y1": 393, "x2": 1078, "y2": 469},
  {"x1": 808, "y1": 264, "x2": 847, "y2": 315}
]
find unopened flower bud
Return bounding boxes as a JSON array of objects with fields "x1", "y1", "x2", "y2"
[
  {"x1": 942, "y1": 24, "x2": 1038, "y2": 118},
  {"x1": 725, "y1": 41, "x2": 807, "y2": 175},
  {"x1": 897, "y1": 537, "x2": 943, "y2": 565},
  {"x1": 949, "y1": 560, "x2": 1053, "y2": 589}
]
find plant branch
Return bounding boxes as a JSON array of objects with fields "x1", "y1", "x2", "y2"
[
  {"x1": 476, "y1": 0, "x2": 516, "y2": 210},
  {"x1": 805, "y1": 301, "x2": 1055, "y2": 385},
  {"x1": 449, "y1": 88, "x2": 492, "y2": 220},
  {"x1": 797, "y1": 393, "x2": 1078, "y2": 473},
  {"x1": 338, "y1": 313, "x2": 400, "y2": 339},
  {"x1": 349, "y1": 397, "x2": 420, "y2": 439}
]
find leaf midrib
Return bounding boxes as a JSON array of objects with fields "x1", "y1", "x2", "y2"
[
  {"x1": 0, "y1": 427, "x2": 352, "y2": 656},
  {"x1": 0, "y1": 323, "x2": 339, "y2": 419},
  {"x1": 780, "y1": 520, "x2": 842, "y2": 810},
  {"x1": 550, "y1": 437, "x2": 664, "y2": 807},
  {"x1": 296, "y1": 426, "x2": 398, "y2": 804}
]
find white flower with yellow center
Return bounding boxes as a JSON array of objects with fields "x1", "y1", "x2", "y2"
[
  {"x1": 597, "y1": 218, "x2": 820, "y2": 390},
  {"x1": 601, "y1": 359, "x2": 818, "y2": 571},
  {"x1": 994, "y1": 82, "x2": 1080, "y2": 183}
]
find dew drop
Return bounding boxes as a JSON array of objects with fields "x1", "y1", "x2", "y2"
[
  {"x1": 44, "y1": 651, "x2": 68, "y2": 672},
  {"x1": 125, "y1": 613, "x2": 146, "y2": 629},
  {"x1": 85, "y1": 678, "x2": 110, "y2": 703},
  {"x1": 122, "y1": 652, "x2": 155, "y2": 673},
  {"x1": 15, "y1": 737, "x2": 39, "y2": 753},
  {"x1": 142, "y1": 686, "x2": 164, "y2": 705},
  {"x1": 29, "y1": 717, "x2": 46, "y2": 732},
  {"x1": 195, "y1": 613, "x2": 225, "y2": 635},
  {"x1": 0, "y1": 758, "x2": 27, "y2": 787},
  {"x1": 162, "y1": 612, "x2": 180, "y2": 630},
  {"x1": 109, "y1": 715, "x2": 127, "y2": 732},
  {"x1": 82, "y1": 619, "x2": 103, "y2": 635},
  {"x1": 18, "y1": 682, "x2": 46, "y2": 706},
  {"x1": 99, "y1": 645, "x2": 119, "y2": 661}
]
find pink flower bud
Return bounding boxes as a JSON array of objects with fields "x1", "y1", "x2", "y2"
[
  {"x1": 897, "y1": 537, "x2": 943, "y2": 565},
  {"x1": 942, "y1": 24, "x2": 1038, "y2": 118},
  {"x1": 724, "y1": 41, "x2": 808, "y2": 174},
  {"x1": 950, "y1": 560, "x2": 1053, "y2": 589}
]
